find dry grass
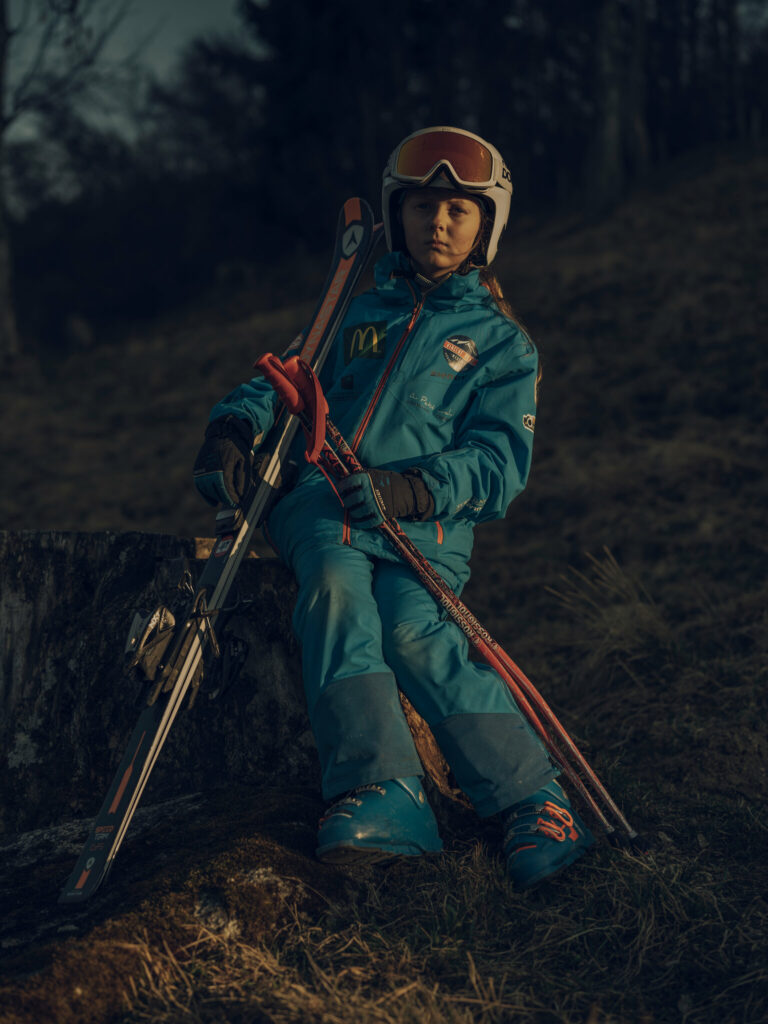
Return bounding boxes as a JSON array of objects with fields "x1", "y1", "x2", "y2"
[
  {"x1": 2, "y1": 795, "x2": 765, "y2": 1023},
  {"x1": 546, "y1": 547, "x2": 674, "y2": 671},
  {"x1": 38, "y1": 833, "x2": 768, "y2": 1023}
]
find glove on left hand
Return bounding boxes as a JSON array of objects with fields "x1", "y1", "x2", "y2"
[
  {"x1": 337, "y1": 468, "x2": 434, "y2": 529},
  {"x1": 193, "y1": 415, "x2": 255, "y2": 508}
]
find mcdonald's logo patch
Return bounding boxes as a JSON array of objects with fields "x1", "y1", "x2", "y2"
[
  {"x1": 343, "y1": 322, "x2": 387, "y2": 363},
  {"x1": 443, "y1": 335, "x2": 479, "y2": 372}
]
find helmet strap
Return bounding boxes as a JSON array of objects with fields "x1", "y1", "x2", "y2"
[{"x1": 408, "y1": 261, "x2": 448, "y2": 291}]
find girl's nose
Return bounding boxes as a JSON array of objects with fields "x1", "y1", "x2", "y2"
[{"x1": 430, "y1": 204, "x2": 448, "y2": 230}]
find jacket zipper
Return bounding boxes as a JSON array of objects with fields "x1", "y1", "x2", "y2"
[
  {"x1": 351, "y1": 280, "x2": 424, "y2": 453},
  {"x1": 343, "y1": 279, "x2": 424, "y2": 544}
]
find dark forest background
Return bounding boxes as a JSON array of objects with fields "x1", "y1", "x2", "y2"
[{"x1": 0, "y1": 0, "x2": 767, "y2": 363}]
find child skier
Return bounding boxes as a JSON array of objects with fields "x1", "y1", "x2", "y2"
[{"x1": 193, "y1": 126, "x2": 594, "y2": 889}]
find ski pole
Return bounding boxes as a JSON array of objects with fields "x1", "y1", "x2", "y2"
[
  {"x1": 258, "y1": 353, "x2": 635, "y2": 839},
  {"x1": 257, "y1": 352, "x2": 618, "y2": 834},
  {"x1": 255, "y1": 354, "x2": 642, "y2": 845},
  {"x1": 319, "y1": 420, "x2": 630, "y2": 840}
]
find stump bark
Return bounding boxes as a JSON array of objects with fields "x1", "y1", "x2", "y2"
[{"x1": 0, "y1": 531, "x2": 464, "y2": 838}]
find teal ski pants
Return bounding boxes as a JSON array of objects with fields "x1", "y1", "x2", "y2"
[{"x1": 290, "y1": 538, "x2": 556, "y2": 816}]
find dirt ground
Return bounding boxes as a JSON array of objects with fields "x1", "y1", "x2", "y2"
[{"x1": 0, "y1": 148, "x2": 766, "y2": 1023}]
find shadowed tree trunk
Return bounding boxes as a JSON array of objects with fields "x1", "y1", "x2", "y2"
[
  {"x1": 722, "y1": 0, "x2": 745, "y2": 140},
  {"x1": 591, "y1": 0, "x2": 624, "y2": 210},
  {"x1": 708, "y1": 0, "x2": 734, "y2": 140},
  {"x1": 628, "y1": 0, "x2": 650, "y2": 179},
  {"x1": 0, "y1": 0, "x2": 19, "y2": 366}
]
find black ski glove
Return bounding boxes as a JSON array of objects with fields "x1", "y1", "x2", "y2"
[
  {"x1": 338, "y1": 468, "x2": 434, "y2": 528},
  {"x1": 193, "y1": 415, "x2": 255, "y2": 507}
]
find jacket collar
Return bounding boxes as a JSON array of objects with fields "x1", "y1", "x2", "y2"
[{"x1": 374, "y1": 251, "x2": 489, "y2": 309}]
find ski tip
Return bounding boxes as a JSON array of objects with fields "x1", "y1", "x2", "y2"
[
  {"x1": 58, "y1": 859, "x2": 110, "y2": 905},
  {"x1": 58, "y1": 890, "x2": 86, "y2": 906},
  {"x1": 58, "y1": 877, "x2": 106, "y2": 906},
  {"x1": 58, "y1": 882, "x2": 97, "y2": 905},
  {"x1": 344, "y1": 196, "x2": 363, "y2": 222}
]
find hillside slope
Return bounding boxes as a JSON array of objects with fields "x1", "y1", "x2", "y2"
[{"x1": 0, "y1": 150, "x2": 766, "y2": 1023}]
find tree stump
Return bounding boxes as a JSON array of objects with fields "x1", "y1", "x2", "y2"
[{"x1": 0, "y1": 531, "x2": 465, "y2": 838}]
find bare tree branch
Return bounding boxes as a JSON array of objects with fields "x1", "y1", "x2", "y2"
[
  {"x1": 6, "y1": 0, "x2": 34, "y2": 39},
  {"x1": 6, "y1": 0, "x2": 134, "y2": 130},
  {"x1": 0, "y1": 0, "x2": 137, "y2": 365},
  {"x1": 6, "y1": 14, "x2": 58, "y2": 123}
]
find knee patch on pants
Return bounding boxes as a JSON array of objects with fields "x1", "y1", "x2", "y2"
[{"x1": 432, "y1": 712, "x2": 556, "y2": 817}]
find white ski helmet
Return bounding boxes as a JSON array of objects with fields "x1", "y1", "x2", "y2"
[{"x1": 382, "y1": 126, "x2": 513, "y2": 266}]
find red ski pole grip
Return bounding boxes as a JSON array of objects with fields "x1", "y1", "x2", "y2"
[
  {"x1": 254, "y1": 353, "x2": 304, "y2": 413},
  {"x1": 284, "y1": 357, "x2": 329, "y2": 464}
]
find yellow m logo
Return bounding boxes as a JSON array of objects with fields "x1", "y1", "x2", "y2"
[
  {"x1": 351, "y1": 325, "x2": 379, "y2": 356},
  {"x1": 343, "y1": 321, "x2": 387, "y2": 363}
]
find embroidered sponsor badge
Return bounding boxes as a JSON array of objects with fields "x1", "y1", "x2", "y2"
[
  {"x1": 343, "y1": 321, "x2": 387, "y2": 363},
  {"x1": 443, "y1": 335, "x2": 479, "y2": 372}
]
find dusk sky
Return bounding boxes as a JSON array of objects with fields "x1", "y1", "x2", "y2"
[
  {"x1": 4, "y1": 0, "x2": 244, "y2": 141},
  {"x1": 110, "y1": 0, "x2": 242, "y2": 78},
  {"x1": 7, "y1": 0, "x2": 243, "y2": 85}
]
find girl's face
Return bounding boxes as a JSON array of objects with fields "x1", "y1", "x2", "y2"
[{"x1": 399, "y1": 189, "x2": 483, "y2": 280}]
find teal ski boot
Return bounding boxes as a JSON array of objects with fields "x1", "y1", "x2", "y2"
[
  {"x1": 503, "y1": 780, "x2": 594, "y2": 890},
  {"x1": 316, "y1": 776, "x2": 443, "y2": 864}
]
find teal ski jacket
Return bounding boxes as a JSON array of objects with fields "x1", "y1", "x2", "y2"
[{"x1": 210, "y1": 251, "x2": 539, "y2": 585}]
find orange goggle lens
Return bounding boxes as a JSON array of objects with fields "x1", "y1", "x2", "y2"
[{"x1": 395, "y1": 132, "x2": 494, "y2": 186}]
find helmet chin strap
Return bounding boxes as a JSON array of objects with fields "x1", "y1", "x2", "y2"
[{"x1": 410, "y1": 262, "x2": 450, "y2": 290}]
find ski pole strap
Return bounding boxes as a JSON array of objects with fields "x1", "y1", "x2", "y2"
[{"x1": 255, "y1": 354, "x2": 329, "y2": 463}]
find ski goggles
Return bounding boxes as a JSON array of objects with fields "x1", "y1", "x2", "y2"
[{"x1": 390, "y1": 128, "x2": 504, "y2": 190}]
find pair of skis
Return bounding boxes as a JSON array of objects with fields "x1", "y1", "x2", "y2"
[
  {"x1": 255, "y1": 354, "x2": 643, "y2": 848},
  {"x1": 58, "y1": 198, "x2": 383, "y2": 904}
]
